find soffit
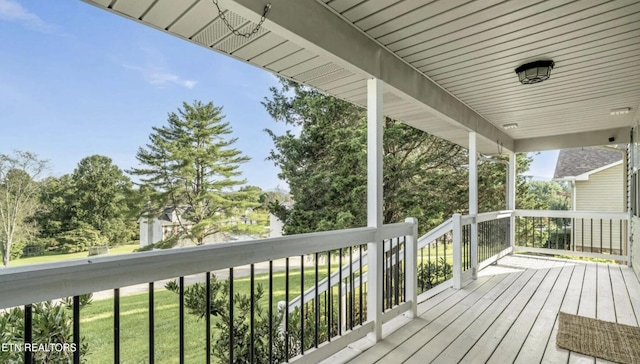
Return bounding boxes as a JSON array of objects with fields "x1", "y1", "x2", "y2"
[{"x1": 81, "y1": 0, "x2": 640, "y2": 153}]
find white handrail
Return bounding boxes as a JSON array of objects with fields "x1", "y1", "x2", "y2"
[
  {"x1": 417, "y1": 217, "x2": 452, "y2": 244},
  {"x1": 0, "y1": 223, "x2": 414, "y2": 310},
  {"x1": 514, "y1": 209, "x2": 628, "y2": 220}
]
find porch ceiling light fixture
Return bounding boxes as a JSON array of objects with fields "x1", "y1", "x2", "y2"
[
  {"x1": 610, "y1": 107, "x2": 630, "y2": 115},
  {"x1": 514, "y1": 60, "x2": 555, "y2": 84},
  {"x1": 503, "y1": 123, "x2": 518, "y2": 129}
]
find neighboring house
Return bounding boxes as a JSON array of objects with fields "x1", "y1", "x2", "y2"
[
  {"x1": 139, "y1": 206, "x2": 263, "y2": 247},
  {"x1": 554, "y1": 146, "x2": 626, "y2": 254},
  {"x1": 268, "y1": 201, "x2": 294, "y2": 239},
  {"x1": 138, "y1": 206, "x2": 193, "y2": 248}
]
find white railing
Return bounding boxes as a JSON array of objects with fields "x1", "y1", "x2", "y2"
[
  {"x1": 513, "y1": 209, "x2": 629, "y2": 262},
  {"x1": 288, "y1": 217, "x2": 458, "y2": 312},
  {"x1": 0, "y1": 221, "x2": 418, "y2": 364}
]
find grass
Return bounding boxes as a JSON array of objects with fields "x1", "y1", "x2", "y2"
[
  {"x1": 13, "y1": 243, "x2": 457, "y2": 362},
  {"x1": 80, "y1": 265, "x2": 339, "y2": 363},
  {"x1": 8, "y1": 244, "x2": 140, "y2": 267}
]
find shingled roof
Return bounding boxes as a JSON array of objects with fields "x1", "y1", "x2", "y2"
[{"x1": 553, "y1": 147, "x2": 623, "y2": 179}]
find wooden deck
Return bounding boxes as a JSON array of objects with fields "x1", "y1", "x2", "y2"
[{"x1": 337, "y1": 255, "x2": 640, "y2": 364}]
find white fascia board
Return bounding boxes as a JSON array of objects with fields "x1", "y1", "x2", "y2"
[
  {"x1": 575, "y1": 160, "x2": 623, "y2": 180},
  {"x1": 515, "y1": 127, "x2": 631, "y2": 152},
  {"x1": 222, "y1": 0, "x2": 514, "y2": 152}
]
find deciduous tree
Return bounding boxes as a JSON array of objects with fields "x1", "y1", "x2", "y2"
[{"x1": 0, "y1": 151, "x2": 47, "y2": 266}]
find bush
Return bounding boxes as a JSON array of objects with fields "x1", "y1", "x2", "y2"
[
  {"x1": 0, "y1": 294, "x2": 92, "y2": 363},
  {"x1": 417, "y1": 258, "x2": 452, "y2": 290}
]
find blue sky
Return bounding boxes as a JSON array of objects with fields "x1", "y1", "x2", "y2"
[{"x1": 0, "y1": 0, "x2": 558, "y2": 190}]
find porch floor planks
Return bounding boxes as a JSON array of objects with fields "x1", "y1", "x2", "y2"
[
  {"x1": 403, "y1": 267, "x2": 530, "y2": 363},
  {"x1": 569, "y1": 264, "x2": 598, "y2": 364},
  {"x1": 610, "y1": 265, "x2": 638, "y2": 326},
  {"x1": 345, "y1": 274, "x2": 499, "y2": 364},
  {"x1": 429, "y1": 268, "x2": 539, "y2": 364},
  {"x1": 347, "y1": 256, "x2": 640, "y2": 364},
  {"x1": 513, "y1": 264, "x2": 574, "y2": 364},
  {"x1": 457, "y1": 267, "x2": 553, "y2": 363}
]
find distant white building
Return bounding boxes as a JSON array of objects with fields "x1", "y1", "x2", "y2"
[
  {"x1": 139, "y1": 206, "x2": 263, "y2": 247},
  {"x1": 138, "y1": 207, "x2": 193, "y2": 248},
  {"x1": 268, "y1": 201, "x2": 293, "y2": 238}
]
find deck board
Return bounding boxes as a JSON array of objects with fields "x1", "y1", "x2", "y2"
[
  {"x1": 405, "y1": 268, "x2": 527, "y2": 363},
  {"x1": 346, "y1": 256, "x2": 640, "y2": 364},
  {"x1": 514, "y1": 264, "x2": 573, "y2": 364},
  {"x1": 431, "y1": 268, "x2": 537, "y2": 364}
]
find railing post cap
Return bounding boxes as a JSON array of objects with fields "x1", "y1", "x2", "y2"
[{"x1": 404, "y1": 217, "x2": 418, "y2": 224}]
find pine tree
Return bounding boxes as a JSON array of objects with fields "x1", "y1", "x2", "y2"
[{"x1": 129, "y1": 101, "x2": 254, "y2": 245}]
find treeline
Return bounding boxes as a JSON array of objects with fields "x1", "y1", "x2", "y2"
[
  {"x1": 0, "y1": 101, "x2": 284, "y2": 267},
  {"x1": 263, "y1": 79, "x2": 558, "y2": 236}
]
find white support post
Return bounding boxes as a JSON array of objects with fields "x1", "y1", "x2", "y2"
[
  {"x1": 452, "y1": 214, "x2": 462, "y2": 289},
  {"x1": 366, "y1": 78, "x2": 384, "y2": 342},
  {"x1": 404, "y1": 217, "x2": 418, "y2": 318},
  {"x1": 469, "y1": 132, "x2": 478, "y2": 279},
  {"x1": 508, "y1": 152, "x2": 516, "y2": 251}
]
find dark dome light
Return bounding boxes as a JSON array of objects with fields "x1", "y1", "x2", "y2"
[{"x1": 515, "y1": 60, "x2": 555, "y2": 84}]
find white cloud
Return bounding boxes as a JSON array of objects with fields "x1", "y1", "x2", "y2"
[
  {"x1": 122, "y1": 47, "x2": 197, "y2": 89},
  {"x1": 124, "y1": 64, "x2": 197, "y2": 89},
  {"x1": 0, "y1": 0, "x2": 54, "y2": 32}
]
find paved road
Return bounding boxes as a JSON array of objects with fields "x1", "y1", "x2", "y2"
[{"x1": 91, "y1": 256, "x2": 308, "y2": 300}]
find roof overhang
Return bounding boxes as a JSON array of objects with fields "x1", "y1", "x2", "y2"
[
  {"x1": 81, "y1": 0, "x2": 640, "y2": 154},
  {"x1": 556, "y1": 159, "x2": 623, "y2": 181}
]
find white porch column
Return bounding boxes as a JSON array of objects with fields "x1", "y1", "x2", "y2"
[
  {"x1": 469, "y1": 132, "x2": 478, "y2": 279},
  {"x1": 366, "y1": 78, "x2": 384, "y2": 341},
  {"x1": 508, "y1": 152, "x2": 516, "y2": 250}
]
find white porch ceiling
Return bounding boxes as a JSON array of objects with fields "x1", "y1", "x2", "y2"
[{"x1": 82, "y1": 0, "x2": 640, "y2": 154}]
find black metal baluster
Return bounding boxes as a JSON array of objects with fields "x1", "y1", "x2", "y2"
[
  {"x1": 607, "y1": 219, "x2": 614, "y2": 254},
  {"x1": 403, "y1": 238, "x2": 407, "y2": 301},
  {"x1": 394, "y1": 239, "x2": 400, "y2": 306},
  {"x1": 205, "y1": 274, "x2": 211, "y2": 364},
  {"x1": 349, "y1": 246, "x2": 354, "y2": 329},
  {"x1": 24, "y1": 304, "x2": 32, "y2": 364},
  {"x1": 285, "y1": 258, "x2": 289, "y2": 361},
  {"x1": 359, "y1": 244, "x2": 364, "y2": 325},
  {"x1": 338, "y1": 248, "x2": 343, "y2": 334},
  {"x1": 590, "y1": 219, "x2": 593, "y2": 252},
  {"x1": 581, "y1": 218, "x2": 584, "y2": 251},
  {"x1": 73, "y1": 295, "x2": 80, "y2": 364},
  {"x1": 115, "y1": 288, "x2": 120, "y2": 364},
  {"x1": 300, "y1": 255, "x2": 305, "y2": 355},
  {"x1": 179, "y1": 277, "x2": 184, "y2": 364},
  {"x1": 620, "y1": 221, "x2": 623, "y2": 254},
  {"x1": 229, "y1": 268, "x2": 234, "y2": 364},
  {"x1": 269, "y1": 261, "x2": 273, "y2": 364},
  {"x1": 250, "y1": 264, "x2": 255, "y2": 363},
  {"x1": 327, "y1": 251, "x2": 332, "y2": 342},
  {"x1": 420, "y1": 246, "x2": 425, "y2": 292},
  {"x1": 149, "y1": 282, "x2": 155, "y2": 364},
  {"x1": 315, "y1": 252, "x2": 319, "y2": 348}
]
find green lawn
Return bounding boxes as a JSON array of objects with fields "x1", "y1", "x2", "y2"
[
  {"x1": 8, "y1": 244, "x2": 140, "y2": 267},
  {"x1": 80, "y1": 265, "x2": 339, "y2": 363},
  {"x1": 11, "y1": 244, "x2": 457, "y2": 363}
]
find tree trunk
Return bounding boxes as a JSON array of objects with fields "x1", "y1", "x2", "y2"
[{"x1": 2, "y1": 240, "x2": 9, "y2": 267}]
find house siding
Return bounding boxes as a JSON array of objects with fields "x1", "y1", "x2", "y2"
[{"x1": 574, "y1": 163, "x2": 626, "y2": 254}]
